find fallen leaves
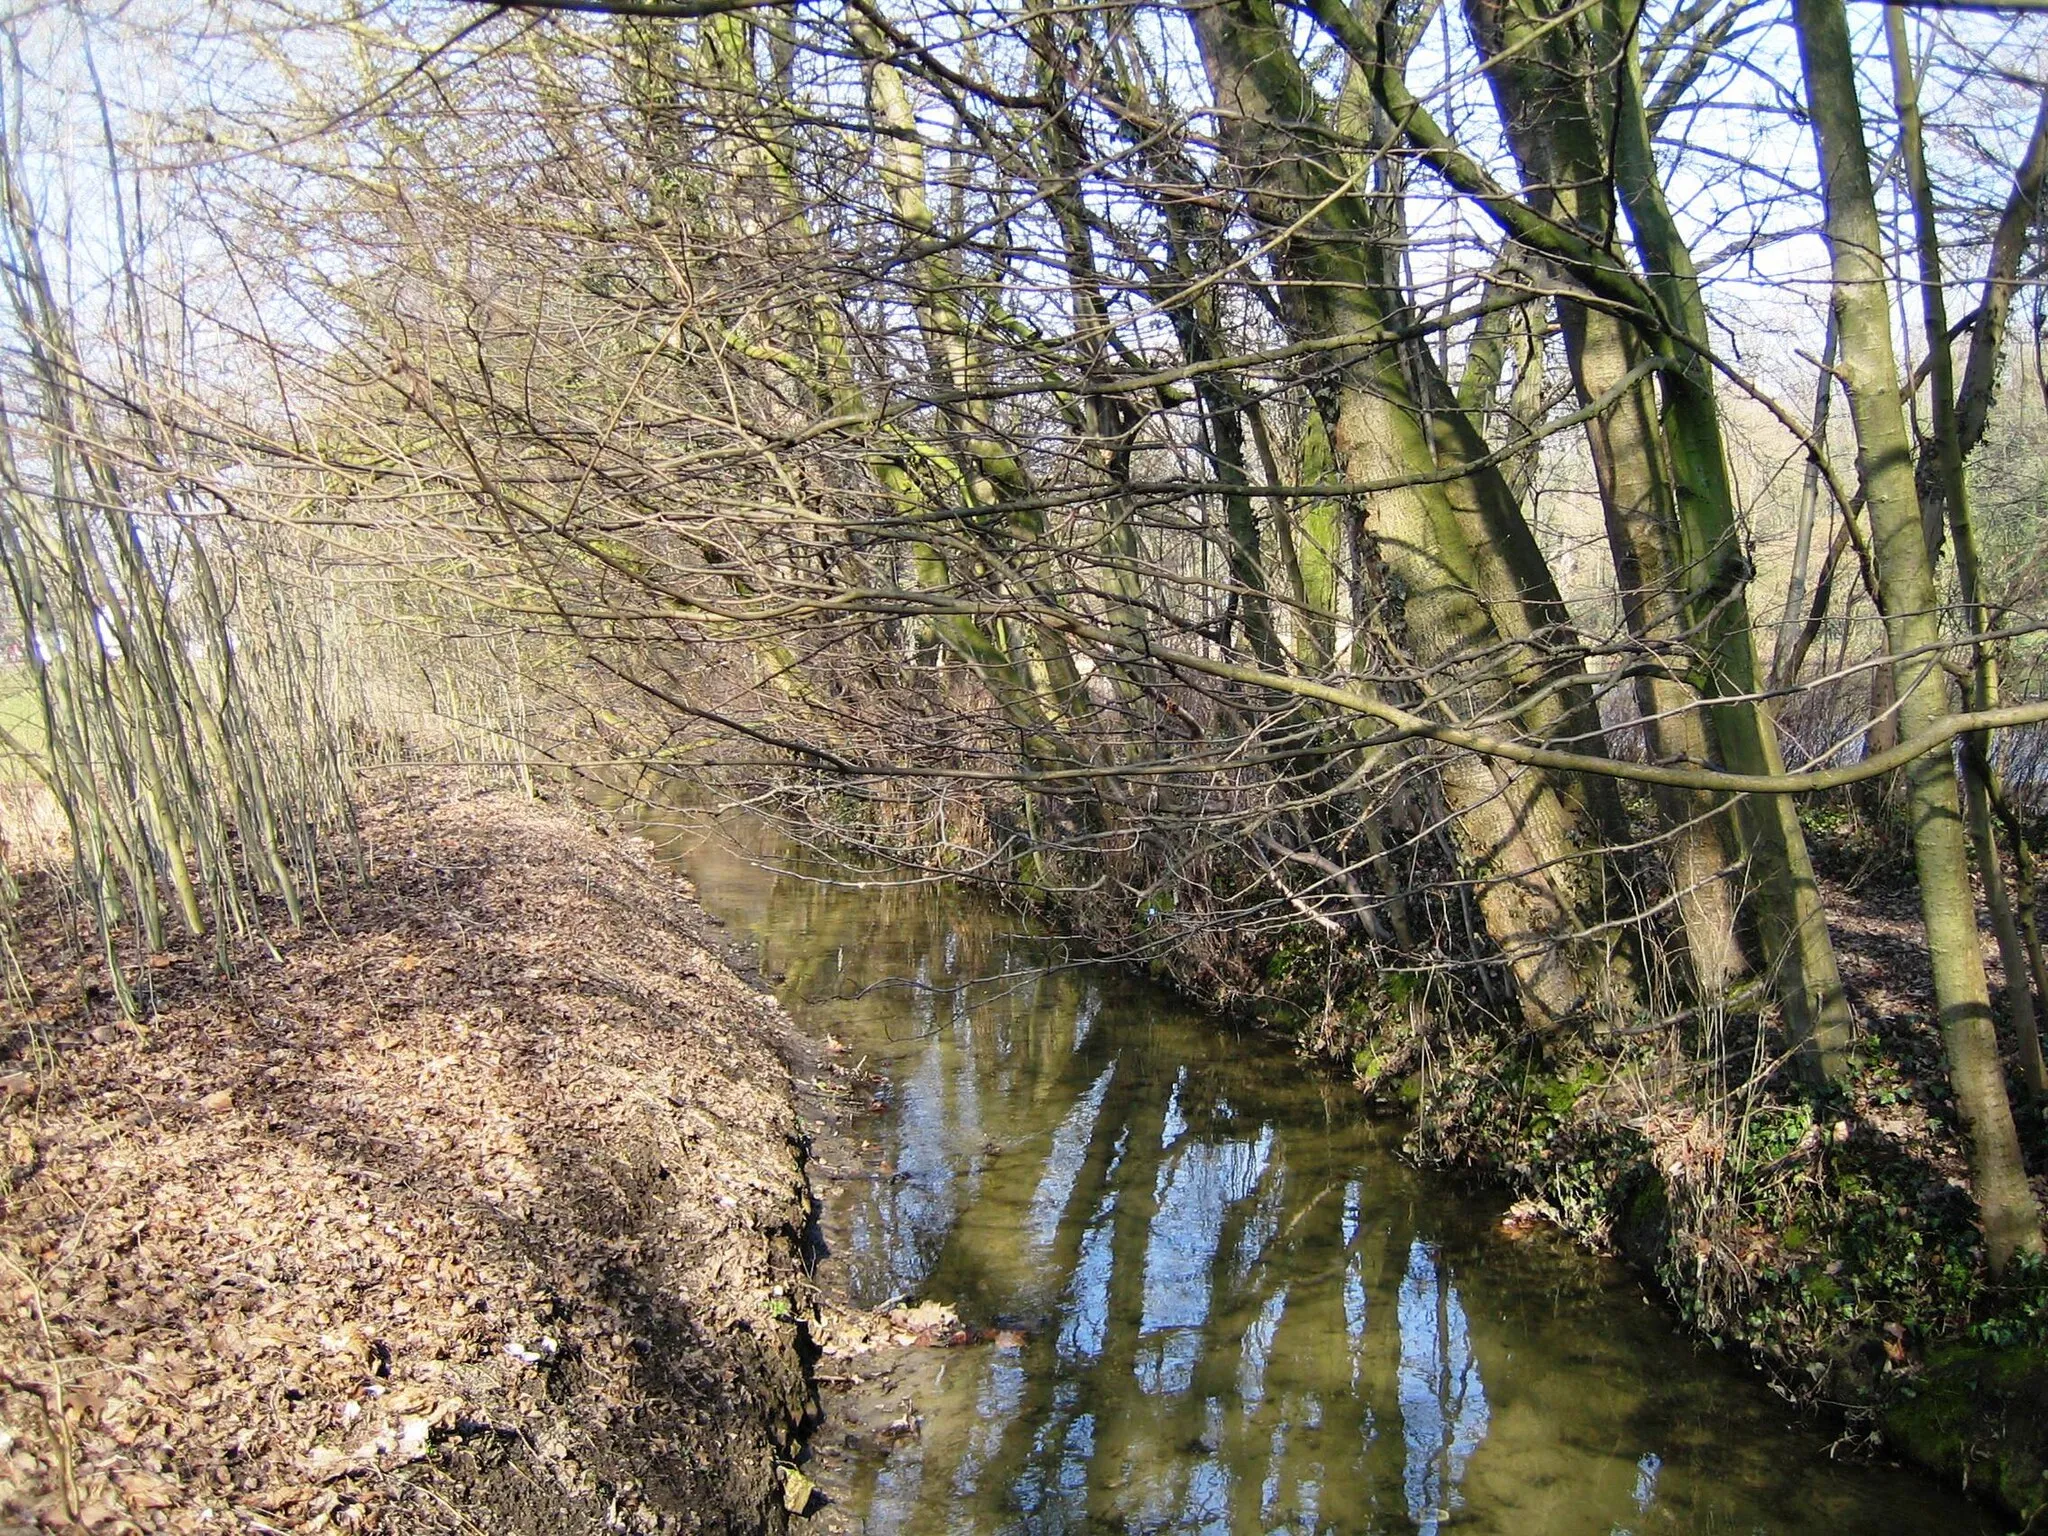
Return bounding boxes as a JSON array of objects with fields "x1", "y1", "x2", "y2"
[
  {"x1": 780, "y1": 1464, "x2": 816, "y2": 1514},
  {"x1": 889, "y1": 1299, "x2": 959, "y2": 1333},
  {"x1": 877, "y1": 1298, "x2": 1026, "y2": 1350},
  {"x1": 0, "y1": 787, "x2": 815, "y2": 1534}
]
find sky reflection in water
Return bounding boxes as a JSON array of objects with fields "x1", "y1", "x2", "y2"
[{"x1": 655, "y1": 820, "x2": 1996, "y2": 1536}]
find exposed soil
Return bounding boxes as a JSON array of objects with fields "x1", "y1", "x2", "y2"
[
  {"x1": 702, "y1": 929, "x2": 977, "y2": 1536},
  {"x1": 0, "y1": 783, "x2": 819, "y2": 1533}
]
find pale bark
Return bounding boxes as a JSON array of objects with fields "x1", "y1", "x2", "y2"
[
  {"x1": 1311, "y1": 0, "x2": 1852, "y2": 1069},
  {"x1": 1463, "y1": 0, "x2": 1746, "y2": 998}
]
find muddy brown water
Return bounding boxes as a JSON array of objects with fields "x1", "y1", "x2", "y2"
[{"x1": 645, "y1": 816, "x2": 1999, "y2": 1536}]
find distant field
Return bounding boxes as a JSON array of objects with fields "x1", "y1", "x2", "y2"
[{"x1": 0, "y1": 662, "x2": 44, "y2": 774}]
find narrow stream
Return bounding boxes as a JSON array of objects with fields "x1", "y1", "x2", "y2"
[{"x1": 649, "y1": 816, "x2": 1997, "y2": 1535}]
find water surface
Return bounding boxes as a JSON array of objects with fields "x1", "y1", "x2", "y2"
[{"x1": 649, "y1": 817, "x2": 1998, "y2": 1536}]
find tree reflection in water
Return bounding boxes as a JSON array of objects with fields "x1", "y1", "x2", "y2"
[
  {"x1": 650, "y1": 813, "x2": 1999, "y2": 1536},
  {"x1": 1397, "y1": 1241, "x2": 1490, "y2": 1533}
]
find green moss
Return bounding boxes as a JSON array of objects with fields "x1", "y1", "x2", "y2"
[
  {"x1": 1611, "y1": 1169, "x2": 1669, "y2": 1266},
  {"x1": 1802, "y1": 1274, "x2": 1842, "y2": 1307},
  {"x1": 1884, "y1": 1344, "x2": 2048, "y2": 1522}
]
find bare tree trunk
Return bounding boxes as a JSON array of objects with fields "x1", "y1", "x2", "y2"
[
  {"x1": 1186, "y1": 0, "x2": 1636, "y2": 1029},
  {"x1": 1462, "y1": 0, "x2": 1746, "y2": 999},
  {"x1": 1795, "y1": 0, "x2": 2042, "y2": 1268},
  {"x1": 1885, "y1": 7, "x2": 2046, "y2": 1099},
  {"x1": 1600, "y1": 7, "x2": 1853, "y2": 1076},
  {"x1": 1770, "y1": 320, "x2": 1838, "y2": 697}
]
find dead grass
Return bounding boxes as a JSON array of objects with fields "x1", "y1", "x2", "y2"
[
  {"x1": 0, "y1": 777, "x2": 64, "y2": 874},
  {"x1": 0, "y1": 782, "x2": 813, "y2": 1533}
]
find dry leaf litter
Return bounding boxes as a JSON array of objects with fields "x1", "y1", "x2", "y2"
[{"x1": 0, "y1": 785, "x2": 815, "y2": 1533}]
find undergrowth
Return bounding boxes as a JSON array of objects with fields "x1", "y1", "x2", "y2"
[{"x1": 1251, "y1": 889, "x2": 2045, "y2": 1423}]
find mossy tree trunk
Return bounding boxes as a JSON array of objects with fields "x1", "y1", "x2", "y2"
[
  {"x1": 1793, "y1": 0, "x2": 2042, "y2": 1269},
  {"x1": 1185, "y1": 0, "x2": 1639, "y2": 1030}
]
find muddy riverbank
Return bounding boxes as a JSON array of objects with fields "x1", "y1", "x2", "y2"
[{"x1": 0, "y1": 785, "x2": 815, "y2": 1532}]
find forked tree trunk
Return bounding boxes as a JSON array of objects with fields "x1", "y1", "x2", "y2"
[
  {"x1": 1186, "y1": 0, "x2": 1638, "y2": 1030},
  {"x1": 1602, "y1": 0, "x2": 1854, "y2": 1077},
  {"x1": 1462, "y1": 0, "x2": 1746, "y2": 1000},
  {"x1": 1330, "y1": 0, "x2": 1853, "y2": 1073}
]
